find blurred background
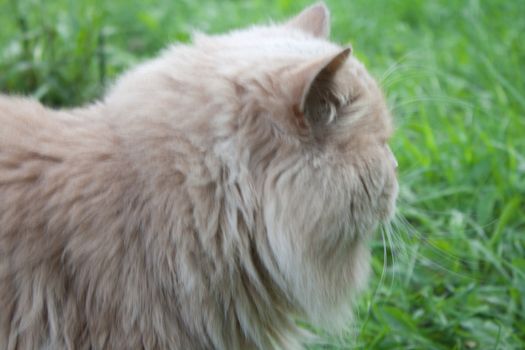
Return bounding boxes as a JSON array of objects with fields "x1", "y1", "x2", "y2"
[{"x1": 1, "y1": 0, "x2": 523, "y2": 348}]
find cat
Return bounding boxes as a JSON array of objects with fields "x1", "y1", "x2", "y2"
[{"x1": 0, "y1": 2, "x2": 398, "y2": 349}]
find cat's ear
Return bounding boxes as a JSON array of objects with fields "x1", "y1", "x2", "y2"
[
  {"x1": 286, "y1": 2, "x2": 331, "y2": 38},
  {"x1": 289, "y1": 47, "x2": 351, "y2": 132}
]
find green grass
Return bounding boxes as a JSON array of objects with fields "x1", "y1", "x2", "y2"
[{"x1": 1, "y1": 0, "x2": 524, "y2": 348}]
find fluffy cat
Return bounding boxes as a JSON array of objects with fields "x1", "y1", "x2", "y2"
[{"x1": 0, "y1": 3, "x2": 397, "y2": 349}]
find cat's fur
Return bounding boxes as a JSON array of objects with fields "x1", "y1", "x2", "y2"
[{"x1": 0, "y1": 3, "x2": 397, "y2": 350}]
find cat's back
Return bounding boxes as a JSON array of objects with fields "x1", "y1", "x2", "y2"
[
  {"x1": 0, "y1": 95, "x2": 110, "y2": 157},
  {"x1": 0, "y1": 95, "x2": 60, "y2": 148},
  {"x1": 0, "y1": 92, "x2": 228, "y2": 349},
  {"x1": 0, "y1": 95, "x2": 145, "y2": 349},
  {"x1": 0, "y1": 95, "x2": 75, "y2": 209},
  {"x1": 0, "y1": 95, "x2": 128, "y2": 254}
]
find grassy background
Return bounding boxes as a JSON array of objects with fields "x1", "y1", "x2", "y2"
[{"x1": 1, "y1": 0, "x2": 524, "y2": 348}]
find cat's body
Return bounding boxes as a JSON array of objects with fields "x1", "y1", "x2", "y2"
[{"x1": 0, "y1": 4, "x2": 397, "y2": 350}]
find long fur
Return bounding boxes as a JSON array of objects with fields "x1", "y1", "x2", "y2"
[{"x1": 0, "y1": 3, "x2": 398, "y2": 349}]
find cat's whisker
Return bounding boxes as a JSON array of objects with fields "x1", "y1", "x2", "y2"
[
  {"x1": 388, "y1": 91, "x2": 511, "y2": 125},
  {"x1": 394, "y1": 215, "x2": 473, "y2": 264},
  {"x1": 389, "y1": 95, "x2": 476, "y2": 114},
  {"x1": 378, "y1": 48, "x2": 431, "y2": 86},
  {"x1": 382, "y1": 223, "x2": 397, "y2": 295},
  {"x1": 415, "y1": 255, "x2": 484, "y2": 281},
  {"x1": 378, "y1": 226, "x2": 390, "y2": 293},
  {"x1": 381, "y1": 69, "x2": 443, "y2": 90},
  {"x1": 388, "y1": 215, "x2": 484, "y2": 282},
  {"x1": 374, "y1": 213, "x2": 491, "y2": 293}
]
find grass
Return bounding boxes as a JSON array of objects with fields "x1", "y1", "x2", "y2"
[{"x1": 1, "y1": 0, "x2": 524, "y2": 348}]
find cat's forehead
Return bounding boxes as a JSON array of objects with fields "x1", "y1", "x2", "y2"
[
  {"x1": 196, "y1": 25, "x2": 341, "y2": 61},
  {"x1": 195, "y1": 24, "x2": 377, "y2": 92},
  {"x1": 189, "y1": 22, "x2": 392, "y2": 140}
]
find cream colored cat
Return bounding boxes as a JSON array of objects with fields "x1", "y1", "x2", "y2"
[{"x1": 0, "y1": 3, "x2": 397, "y2": 349}]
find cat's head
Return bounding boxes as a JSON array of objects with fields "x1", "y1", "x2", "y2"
[
  {"x1": 213, "y1": 2, "x2": 399, "y2": 327},
  {"x1": 210, "y1": 3, "x2": 398, "y2": 230}
]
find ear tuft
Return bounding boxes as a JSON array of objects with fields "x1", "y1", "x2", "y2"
[
  {"x1": 321, "y1": 47, "x2": 352, "y2": 75},
  {"x1": 286, "y1": 2, "x2": 331, "y2": 39}
]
